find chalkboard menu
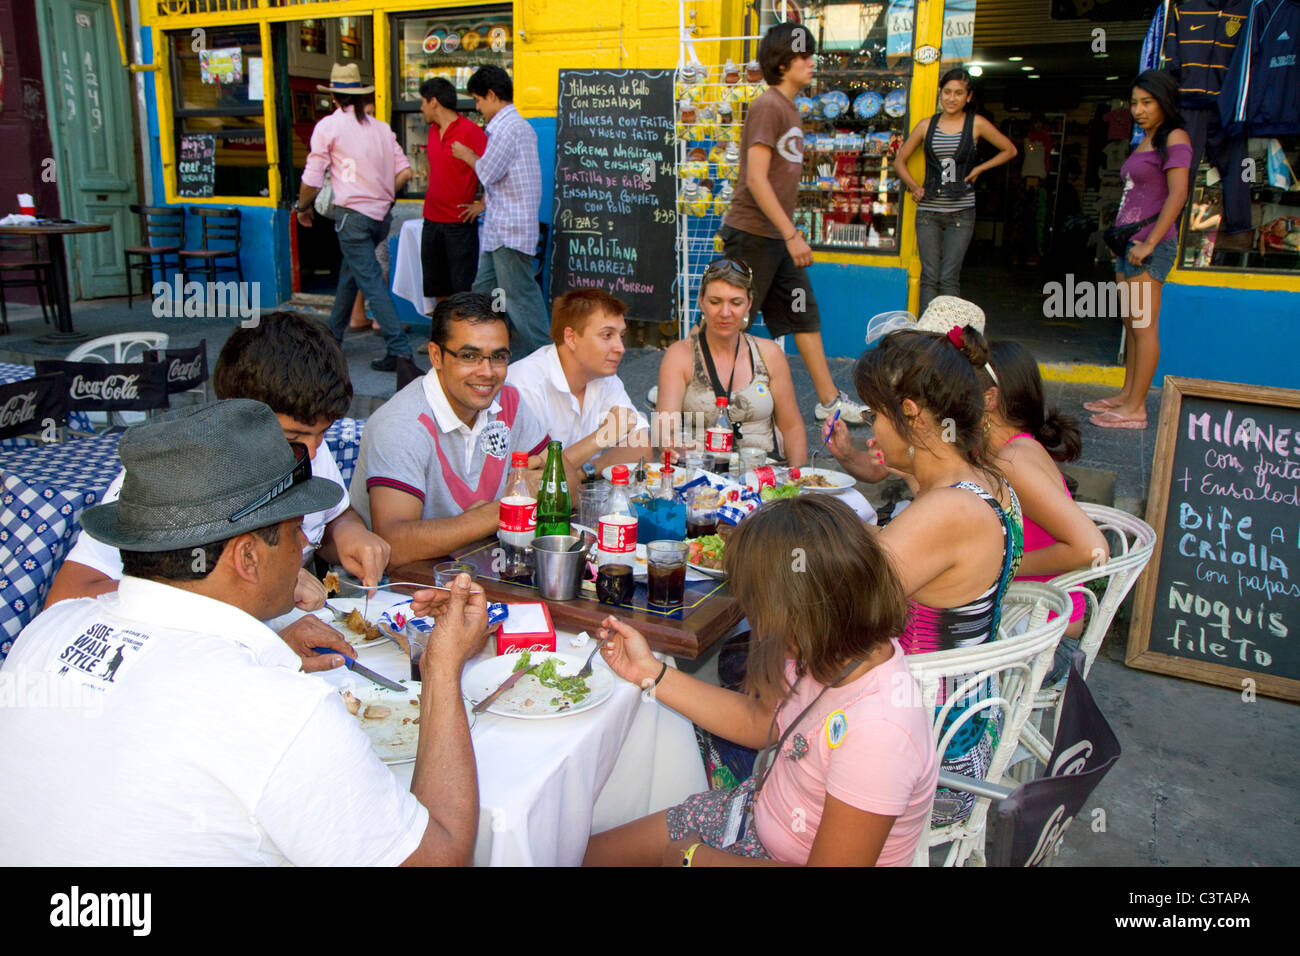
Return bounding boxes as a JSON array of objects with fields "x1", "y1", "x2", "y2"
[
  {"x1": 177, "y1": 134, "x2": 216, "y2": 198},
  {"x1": 550, "y1": 70, "x2": 677, "y2": 323},
  {"x1": 1129, "y1": 377, "x2": 1300, "y2": 702}
]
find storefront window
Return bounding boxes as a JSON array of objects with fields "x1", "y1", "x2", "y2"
[
  {"x1": 168, "y1": 26, "x2": 268, "y2": 198},
  {"x1": 788, "y1": 1, "x2": 914, "y2": 253},
  {"x1": 1180, "y1": 135, "x2": 1300, "y2": 274},
  {"x1": 390, "y1": 5, "x2": 513, "y2": 199}
]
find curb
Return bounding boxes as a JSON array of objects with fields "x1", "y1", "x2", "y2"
[{"x1": 1039, "y1": 362, "x2": 1125, "y2": 387}]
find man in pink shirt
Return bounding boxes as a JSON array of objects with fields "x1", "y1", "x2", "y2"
[{"x1": 295, "y1": 64, "x2": 415, "y2": 376}]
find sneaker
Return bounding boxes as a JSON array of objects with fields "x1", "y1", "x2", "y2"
[
  {"x1": 647, "y1": 385, "x2": 658, "y2": 409},
  {"x1": 815, "y1": 391, "x2": 867, "y2": 423},
  {"x1": 370, "y1": 353, "x2": 403, "y2": 372}
]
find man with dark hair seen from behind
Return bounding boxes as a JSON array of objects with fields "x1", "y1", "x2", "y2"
[
  {"x1": 451, "y1": 66, "x2": 551, "y2": 356},
  {"x1": 720, "y1": 24, "x2": 870, "y2": 424},
  {"x1": 419, "y1": 77, "x2": 488, "y2": 309},
  {"x1": 295, "y1": 63, "x2": 417, "y2": 379},
  {"x1": 0, "y1": 400, "x2": 492, "y2": 865}
]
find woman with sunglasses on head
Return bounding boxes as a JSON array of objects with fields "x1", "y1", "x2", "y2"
[
  {"x1": 824, "y1": 321, "x2": 1023, "y2": 824},
  {"x1": 1085, "y1": 70, "x2": 1190, "y2": 430},
  {"x1": 583, "y1": 495, "x2": 937, "y2": 866},
  {"x1": 656, "y1": 258, "x2": 807, "y2": 465}
]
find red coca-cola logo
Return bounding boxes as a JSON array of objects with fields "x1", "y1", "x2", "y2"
[
  {"x1": 706, "y1": 426, "x2": 732, "y2": 454},
  {"x1": 167, "y1": 355, "x2": 203, "y2": 383},
  {"x1": 598, "y1": 516, "x2": 637, "y2": 552},
  {"x1": 69, "y1": 374, "x2": 140, "y2": 401},
  {"x1": 0, "y1": 391, "x2": 38, "y2": 428},
  {"x1": 499, "y1": 499, "x2": 537, "y2": 533}
]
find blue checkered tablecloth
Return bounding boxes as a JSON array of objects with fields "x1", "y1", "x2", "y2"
[
  {"x1": 325, "y1": 417, "x2": 365, "y2": 488},
  {"x1": 0, "y1": 432, "x2": 124, "y2": 656},
  {"x1": 0, "y1": 362, "x2": 96, "y2": 441}
]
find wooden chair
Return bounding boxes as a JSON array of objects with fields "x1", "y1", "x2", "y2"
[
  {"x1": 906, "y1": 582, "x2": 1071, "y2": 866},
  {"x1": 179, "y1": 206, "x2": 243, "y2": 287},
  {"x1": 0, "y1": 235, "x2": 57, "y2": 332},
  {"x1": 124, "y1": 205, "x2": 185, "y2": 309}
]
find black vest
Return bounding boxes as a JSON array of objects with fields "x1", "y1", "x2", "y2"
[{"x1": 923, "y1": 110, "x2": 977, "y2": 200}]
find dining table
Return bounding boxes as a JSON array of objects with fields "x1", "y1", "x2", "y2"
[
  {"x1": 389, "y1": 218, "x2": 436, "y2": 317},
  {"x1": 393, "y1": 537, "x2": 745, "y2": 660},
  {"x1": 0, "y1": 220, "x2": 111, "y2": 345},
  {"x1": 278, "y1": 591, "x2": 708, "y2": 866}
]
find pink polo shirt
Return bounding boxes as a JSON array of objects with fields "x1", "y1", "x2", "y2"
[{"x1": 302, "y1": 106, "x2": 411, "y2": 222}]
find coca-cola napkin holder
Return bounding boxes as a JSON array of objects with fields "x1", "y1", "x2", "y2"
[{"x1": 496, "y1": 602, "x2": 555, "y2": 656}]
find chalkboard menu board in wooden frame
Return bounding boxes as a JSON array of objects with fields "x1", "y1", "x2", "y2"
[
  {"x1": 550, "y1": 69, "x2": 677, "y2": 323},
  {"x1": 177, "y1": 134, "x2": 216, "y2": 198},
  {"x1": 1128, "y1": 377, "x2": 1300, "y2": 702}
]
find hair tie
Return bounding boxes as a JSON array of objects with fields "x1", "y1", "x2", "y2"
[{"x1": 946, "y1": 326, "x2": 965, "y2": 349}]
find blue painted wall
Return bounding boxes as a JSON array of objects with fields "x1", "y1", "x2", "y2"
[{"x1": 1157, "y1": 283, "x2": 1300, "y2": 390}]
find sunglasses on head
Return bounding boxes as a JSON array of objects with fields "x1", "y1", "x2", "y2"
[
  {"x1": 702, "y1": 257, "x2": 754, "y2": 284},
  {"x1": 228, "y1": 442, "x2": 311, "y2": 523}
]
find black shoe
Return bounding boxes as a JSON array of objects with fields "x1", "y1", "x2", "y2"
[
  {"x1": 370, "y1": 353, "x2": 402, "y2": 372},
  {"x1": 395, "y1": 356, "x2": 424, "y2": 390}
]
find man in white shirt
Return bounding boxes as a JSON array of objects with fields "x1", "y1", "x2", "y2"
[
  {"x1": 45, "y1": 312, "x2": 389, "y2": 671},
  {"x1": 506, "y1": 289, "x2": 651, "y2": 472},
  {"x1": 0, "y1": 400, "x2": 490, "y2": 865}
]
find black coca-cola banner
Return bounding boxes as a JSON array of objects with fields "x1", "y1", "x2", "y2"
[
  {"x1": 145, "y1": 340, "x2": 208, "y2": 395},
  {"x1": 0, "y1": 373, "x2": 68, "y2": 442},
  {"x1": 35, "y1": 360, "x2": 169, "y2": 413}
]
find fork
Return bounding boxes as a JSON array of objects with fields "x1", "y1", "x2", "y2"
[{"x1": 577, "y1": 632, "x2": 603, "y2": 679}]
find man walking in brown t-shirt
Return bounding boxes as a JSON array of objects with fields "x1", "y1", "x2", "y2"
[{"x1": 719, "y1": 23, "x2": 868, "y2": 423}]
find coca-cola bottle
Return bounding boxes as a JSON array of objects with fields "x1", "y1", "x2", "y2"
[
  {"x1": 597, "y1": 465, "x2": 638, "y2": 568},
  {"x1": 498, "y1": 452, "x2": 536, "y2": 578},
  {"x1": 741, "y1": 465, "x2": 802, "y2": 492},
  {"x1": 706, "y1": 396, "x2": 733, "y2": 473}
]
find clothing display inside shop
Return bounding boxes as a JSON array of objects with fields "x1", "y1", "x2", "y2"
[{"x1": 1219, "y1": 0, "x2": 1300, "y2": 137}]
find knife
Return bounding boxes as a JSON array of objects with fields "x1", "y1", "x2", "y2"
[
  {"x1": 472, "y1": 662, "x2": 540, "y2": 714},
  {"x1": 312, "y1": 647, "x2": 407, "y2": 692}
]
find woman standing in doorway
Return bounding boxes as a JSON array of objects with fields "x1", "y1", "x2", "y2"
[
  {"x1": 895, "y1": 69, "x2": 1018, "y2": 313},
  {"x1": 1085, "y1": 71, "x2": 1190, "y2": 430}
]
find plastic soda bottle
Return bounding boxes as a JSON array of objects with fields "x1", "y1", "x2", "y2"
[
  {"x1": 597, "y1": 465, "x2": 638, "y2": 567},
  {"x1": 497, "y1": 451, "x2": 536, "y2": 576}
]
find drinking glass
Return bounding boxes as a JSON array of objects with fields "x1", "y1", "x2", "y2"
[
  {"x1": 434, "y1": 561, "x2": 476, "y2": 587},
  {"x1": 646, "y1": 540, "x2": 690, "y2": 607}
]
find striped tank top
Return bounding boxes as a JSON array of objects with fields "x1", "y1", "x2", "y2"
[{"x1": 919, "y1": 128, "x2": 977, "y2": 213}]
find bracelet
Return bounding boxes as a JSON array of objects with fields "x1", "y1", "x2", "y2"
[
  {"x1": 783, "y1": 230, "x2": 797, "y2": 241},
  {"x1": 682, "y1": 842, "x2": 703, "y2": 867},
  {"x1": 654, "y1": 660, "x2": 669, "y2": 686}
]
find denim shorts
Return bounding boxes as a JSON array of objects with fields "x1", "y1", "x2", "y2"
[{"x1": 1115, "y1": 237, "x2": 1176, "y2": 282}]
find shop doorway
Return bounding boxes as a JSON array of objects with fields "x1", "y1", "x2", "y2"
[
  {"x1": 955, "y1": 0, "x2": 1156, "y2": 365},
  {"x1": 273, "y1": 17, "x2": 374, "y2": 297}
]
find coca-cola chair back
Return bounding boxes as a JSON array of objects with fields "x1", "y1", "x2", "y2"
[
  {"x1": 144, "y1": 340, "x2": 208, "y2": 396},
  {"x1": 34, "y1": 359, "x2": 170, "y2": 414},
  {"x1": 0, "y1": 373, "x2": 68, "y2": 442},
  {"x1": 987, "y1": 654, "x2": 1122, "y2": 867}
]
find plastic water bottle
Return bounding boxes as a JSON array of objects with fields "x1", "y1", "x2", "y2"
[
  {"x1": 597, "y1": 465, "x2": 637, "y2": 568},
  {"x1": 497, "y1": 452, "x2": 536, "y2": 577}
]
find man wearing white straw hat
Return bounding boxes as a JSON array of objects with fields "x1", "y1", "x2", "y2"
[
  {"x1": 296, "y1": 63, "x2": 417, "y2": 378},
  {"x1": 0, "y1": 400, "x2": 491, "y2": 865}
]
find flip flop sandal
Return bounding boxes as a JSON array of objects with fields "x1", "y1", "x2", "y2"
[
  {"x1": 1091, "y1": 411, "x2": 1147, "y2": 430},
  {"x1": 1083, "y1": 398, "x2": 1122, "y2": 413}
]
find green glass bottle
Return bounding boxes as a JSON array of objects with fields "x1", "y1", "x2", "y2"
[{"x1": 534, "y1": 440, "x2": 571, "y2": 537}]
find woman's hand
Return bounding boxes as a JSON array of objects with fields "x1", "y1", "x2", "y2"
[
  {"x1": 598, "y1": 615, "x2": 662, "y2": 688},
  {"x1": 663, "y1": 833, "x2": 706, "y2": 866},
  {"x1": 1128, "y1": 239, "x2": 1155, "y2": 266},
  {"x1": 859, "y1": 437, "x2": 891, "y2": 482},
  {"x1": 785, "y1": 232, "x2": 813, "y2": 268},
  {"x1": 294, "y1": 566, "x2": 327, "y2": 611},
  {"x1": 822, "y1": 416, "x2": 855, "y2": 461},
  {"x1": 963, "y1": 167, "x2": 982, "y2": 184},
  {"x1": 910, "y1": 184, "x2": 925, "y2": 201}
]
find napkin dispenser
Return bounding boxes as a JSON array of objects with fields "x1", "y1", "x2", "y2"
[{"x1": 496, "y1": 602, "x2": 556, "y2": 655}]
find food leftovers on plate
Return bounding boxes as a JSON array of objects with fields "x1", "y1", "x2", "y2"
[
  {"x1": 687, "y1": 534, "x2": 725, "y2": 570},
  {"x1": 508, "y1": 650, "x2": 592, "y2": 711},
  {"x1": 797, "y1": 472, "x2": 835, "y2": 488},
  {"x1": 341, "y1": 687, "x2": 423, "y2": 762},
  {"x1": 345, "y1": 608, "x2": 383, "y2": 642}
]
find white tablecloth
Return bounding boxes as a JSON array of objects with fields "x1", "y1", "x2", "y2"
[
  {"x1": 276, "y1": 595, "x2": 707, "y2": 867},
  {"x1": 391, "y1": 218, "x2": 436, "y2": 316}
]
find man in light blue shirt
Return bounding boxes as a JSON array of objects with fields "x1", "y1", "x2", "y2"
[{"x1": 451, "y1": 66, "x2": 551, "y2": 356}]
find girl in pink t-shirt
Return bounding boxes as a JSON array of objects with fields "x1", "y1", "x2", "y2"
[{"x1": 582, "y1": 496, "x2": 939, "y2": 867}]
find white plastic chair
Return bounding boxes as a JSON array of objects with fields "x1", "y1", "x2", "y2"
[
  {"x1": 906, "y1": 582, "x2": 1072, "y2": 867},
  {"x1": 65, "y1": 332, "x2": 170, "y2": 430},
  {"x1": 1017, "y1": 504, "x2": 1156, "y2": 768}
]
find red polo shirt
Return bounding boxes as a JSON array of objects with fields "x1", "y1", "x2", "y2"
[{"x1": 423, "y1": 114, "x2": 488, "y2": 223}]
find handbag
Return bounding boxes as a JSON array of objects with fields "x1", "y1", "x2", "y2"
[
  {"x1": 313, "y1": 170, "x2": 336, "y2": 219},
  {"x1": 1103, "y1": 213, "x2": 1158, "y2": 257}
]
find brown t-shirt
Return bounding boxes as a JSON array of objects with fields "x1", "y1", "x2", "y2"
[{"x1": 724, "y1": 88, "x2": 804, "y2": 239}]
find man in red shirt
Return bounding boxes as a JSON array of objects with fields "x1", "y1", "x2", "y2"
[{"x1": 419, "y1": 78, "x2": 488, "y2": 311}]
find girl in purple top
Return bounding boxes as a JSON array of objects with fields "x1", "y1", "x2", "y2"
[{"x1": 1086, "y1": 71, "x2": 1191, "y2": 430}]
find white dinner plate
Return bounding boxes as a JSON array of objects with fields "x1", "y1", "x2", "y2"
[
  {"x1": 795, "y1": 467, "x2": 856, "y2": 493},
  {"x1": 461, "y1": 651, "x2": 616, "y2": 719},
  {"x1": 310, "y1": 596, "x2": 406, "y2": 652},
  {"x1": 687, "y1": 560, "x2": 726, "y2": 580},
  {"x1": 342, "y1": 680, "x2": 423, "y2": 764}
]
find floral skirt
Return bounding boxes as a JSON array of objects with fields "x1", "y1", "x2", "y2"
[{"x1": 665, "y1": 776, "x2": 771, "y2": 859}]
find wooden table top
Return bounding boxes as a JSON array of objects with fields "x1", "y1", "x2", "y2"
[
  {"x1": 391, "y1": 541, "x2": 744, "y2": 660},
  {"x1": 0, "y1": 220, "x2": 111, "y2": 236}
]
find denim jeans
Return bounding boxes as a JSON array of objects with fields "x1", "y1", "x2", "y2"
[
  {"x1": 327, "y1": 208, "x2": 411, "y2": 358},
  {"x1": 471, "y1": 245, "x2": 550, "y2": 356},
  {"x1": 915, "y1": 208, "x2": 976, "y2": 314}
]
